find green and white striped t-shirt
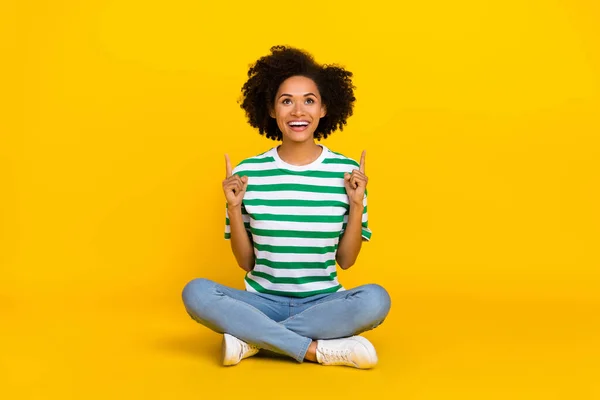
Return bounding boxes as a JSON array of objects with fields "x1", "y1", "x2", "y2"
[{"x1": 224, "y1": 144, "x2": 371, "y2": 298}]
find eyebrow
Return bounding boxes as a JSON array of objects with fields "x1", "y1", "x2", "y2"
[{"x1": 278, "y1": 92, "x2": 317, "y2": 99}]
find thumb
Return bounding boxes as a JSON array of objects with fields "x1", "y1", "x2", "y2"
[
  {"x1": 344, "y1": 172, "x2": 350, "y2": 181},
  {"x1": 241, "y1": 176, "x2": 249, "y2": 188}
]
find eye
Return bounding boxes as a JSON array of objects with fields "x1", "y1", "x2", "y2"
[
  {"x1": 282, "y1": 98, "x2": 292, "y2": 105},
  {"x1": 305, "y1": 98, "x2": 315, "y2": 104}
]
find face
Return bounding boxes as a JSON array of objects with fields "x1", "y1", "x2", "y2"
[{"x1": 270, "y1": 75, "x2": 327, "y2": 143}]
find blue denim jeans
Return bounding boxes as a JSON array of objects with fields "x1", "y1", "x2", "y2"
[{"x1": 181, "y1": 278, "x2": 391, "y2": 362}]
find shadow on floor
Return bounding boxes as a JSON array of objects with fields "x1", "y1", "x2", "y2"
[{"x1": 153, "y1": 332, "x2": 298, "y2": 366}]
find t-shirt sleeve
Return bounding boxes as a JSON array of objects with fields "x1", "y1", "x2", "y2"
[
  {"x1": 224, "y1": 202, "x2": 251, "y2": 240},
  {"x1": 224, "y1": 167, "x2": 252, "y2": 240},
  {"x1": 340, "y1": 188, "x2": 372, "y2": 242},
  {"x1": 360, "y1": 189, "x2": 372, "y2": 241}
]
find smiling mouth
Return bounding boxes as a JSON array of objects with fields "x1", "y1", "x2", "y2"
[{"x1": 288, "y1": 121, "x2": 310, "y2": 132}]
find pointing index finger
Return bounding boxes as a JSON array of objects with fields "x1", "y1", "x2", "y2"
[
  {"x1": 225, "y1": 154, "x2": 232, "y2": 178},
  {"x1": 359, "y1": 150, "x2": 366, "y2": 173}
]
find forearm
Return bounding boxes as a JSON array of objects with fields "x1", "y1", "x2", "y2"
[
  {"x1": 335, "y1": 203, "x2": 364, "y2": 270},
  {"x1": 227, "y1": 206, "x2": 255, "y2": 272}
]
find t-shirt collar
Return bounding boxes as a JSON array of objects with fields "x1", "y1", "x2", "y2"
[{"x1": 271, "y1": 144, "x2": 328, "y2": 171}]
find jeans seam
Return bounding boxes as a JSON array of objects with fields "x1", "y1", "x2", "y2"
[
  {"x1": 294, "y1": 337, "x2": 312, "y2": 363},
  {"x1": 216, "y1": 294, "x2": 277, "y2": 330},
  {"x1": 210, "y1": 286, "x2": 310, "y2": 360},
  {"x1": 280, "y1": 296, "x2": 350, "y2": 325},
  {"x1": 218, "y1": 286, "x2": 289, "y2": 307},
  {"x1": 193, "y1": 285, "x2": 276, "y2": 334}
]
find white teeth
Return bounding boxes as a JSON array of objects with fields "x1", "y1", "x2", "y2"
[{"x1": 289, "y1": 121, "x2": 309, "y2": 126}]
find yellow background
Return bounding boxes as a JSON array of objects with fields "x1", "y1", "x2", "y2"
[{"x1": 2, "y1": 0, "x2": 599, "y2": 398}]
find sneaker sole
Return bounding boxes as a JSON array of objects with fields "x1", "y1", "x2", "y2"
[{"x1": 222, "y1": 334, "x2": 239, "y2": 366}]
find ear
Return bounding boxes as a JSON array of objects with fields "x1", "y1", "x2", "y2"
[
  {"x1": 320, "y1": 104, "x2": 327, "y2": 118},
  {"x1": 269, "y1": 107, "x2": 276, "y2": 118}
]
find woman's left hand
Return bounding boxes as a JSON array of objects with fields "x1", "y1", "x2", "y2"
[{"x1": 344, "y1": 150, "x2": 368, "y2": 208}]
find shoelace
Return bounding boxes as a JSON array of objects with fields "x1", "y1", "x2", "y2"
[
  {"x1": 239, "y1": 341, "x2": 257, "y2": 358},
  {"x1": 319, "y1": 348, "x2": 351, "y2": 364},
  {"x1": 241, "y1": 342, "x2": 249, "y2": 352}
]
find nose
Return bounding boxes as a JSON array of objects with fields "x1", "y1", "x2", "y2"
[{"x1": 291, "y1": 102, "x2": 305, "y2": 116}]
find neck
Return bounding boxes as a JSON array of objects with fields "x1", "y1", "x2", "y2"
[{"x1": 277, "y1": 140, "x2": 322, "y2": 166}]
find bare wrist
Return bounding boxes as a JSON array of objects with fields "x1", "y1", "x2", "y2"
[
  {"x1": 349, "y1": 202, "x2": 364, "y2": 212},
  {"x1": 227, "y1": 204, "x2": 243, "y2": 215}
]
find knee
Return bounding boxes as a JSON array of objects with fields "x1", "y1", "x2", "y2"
[
  {"x1": 181, "y1": 278, "x2": 216, "y2": 310},
  {"x1": 358, "y1": 284, "x2": 391, "y2": 323}
]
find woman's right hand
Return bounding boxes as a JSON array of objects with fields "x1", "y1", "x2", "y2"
[{"x1": 222, "y1": 154, "x2": 248, "y2": 208}]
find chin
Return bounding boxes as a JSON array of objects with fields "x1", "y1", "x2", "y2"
[{"x1": 284, "y1": 130, "x2": 316, "y2": 143}]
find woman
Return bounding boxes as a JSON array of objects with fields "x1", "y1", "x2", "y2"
[{"x1": 182, "y1": 46, "x2": 391, "y2": 369}]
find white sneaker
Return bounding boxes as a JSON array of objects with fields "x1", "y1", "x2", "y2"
[
  {"x1": 316, "y1": 336, "x2": 378, "y2": 369},
  {"x1": 222, "y1": 333, "x2": 260, "y2": 366}
]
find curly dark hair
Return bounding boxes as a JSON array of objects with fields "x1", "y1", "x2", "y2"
[{"x1": 239, "y1": 45, "x2": 356, "y2": 141}]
